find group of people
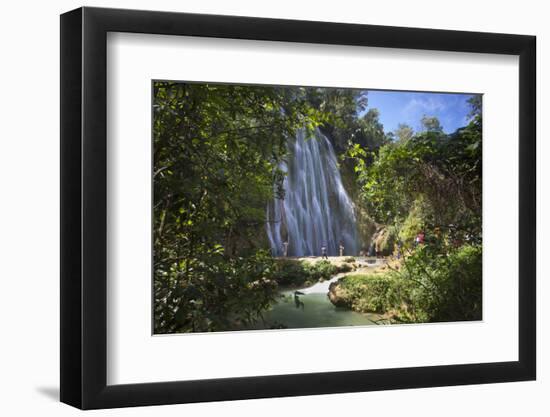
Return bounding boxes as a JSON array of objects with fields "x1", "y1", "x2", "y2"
[
  {"x1": 281, "y1": 240, "x2": 346, "y2": 258},
  {"x1": 279, "y1": 231, "x2": 426, "y2": 259}
]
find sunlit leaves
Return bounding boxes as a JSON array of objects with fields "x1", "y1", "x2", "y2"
[
  {"x1": 348, "y1": 99, "x2": 482, "y2": 243},
  {"x1": 152, "y1": 81, "x2": 328, "y2": 333}
]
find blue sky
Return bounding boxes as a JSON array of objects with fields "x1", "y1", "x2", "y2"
[{"x1": 364, "y1": 90, "x2": 478, "y2": 134}]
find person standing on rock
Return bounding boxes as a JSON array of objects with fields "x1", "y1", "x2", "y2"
[
  {"x1": 339, "y1": 241, "x2": 345, "y2": 257},
  {"x1": 321, "y1": 244, "x2": 328, "y2": 260},
  {"x1": 282, "y1": 241, "x2": 289, "y2": 257}
]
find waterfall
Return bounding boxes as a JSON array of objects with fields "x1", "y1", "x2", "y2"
[{"x1": 266, "y1": 128, "x2": 358, "y2": 257}]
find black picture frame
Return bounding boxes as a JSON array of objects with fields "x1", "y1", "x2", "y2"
[{"x1": 60, "y1": 6, "x2": 536, "y2": 410}]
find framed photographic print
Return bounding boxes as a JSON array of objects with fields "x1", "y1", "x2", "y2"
[{"x1": 60, "y1": 6, "x2": 536, "y2": 409}]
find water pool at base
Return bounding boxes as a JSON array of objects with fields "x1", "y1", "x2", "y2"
[{"x1": 252, "y1": 291, "x2": 380, "y2": 330}]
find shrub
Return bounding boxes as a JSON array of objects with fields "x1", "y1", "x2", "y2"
[
  {"x1": 401, "y1": 243, "x2": 482, "y2": 322},
  {"x1": 271, "y1": 259, "x2": 339, "y2": 287},
  {"x1": 378, "y1": 225, "x2": 399, "y2": 255},
  {"x1": 334, "y1": 273, "x2": 413, "y2": 314},
  {"x1": 271, "y1": 259, "x2": 311, "y2": 286},
  {"x1": 154, "y1": 250, "x2": 279, "y2": 333},
  {"x1": 398, "y1": 199, "x2": 426, "y2": 249},
  {"x1": 307, "y1": 260, "x2": 338, "y2": 281},
  {"x1": 330, "y1": 243, "x2": 482, "y2": 323}
]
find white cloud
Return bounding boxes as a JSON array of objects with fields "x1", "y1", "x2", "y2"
[{"x1": 403, "y1": 95, "x2": 448, "y2": 115}]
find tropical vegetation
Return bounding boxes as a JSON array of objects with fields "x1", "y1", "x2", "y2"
[{"x1": 153, "y1": 81, "x2": 482, "y2": 333}]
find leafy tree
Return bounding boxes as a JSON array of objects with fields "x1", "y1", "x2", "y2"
[
  {"x1": 394, "y1": 123, "x2": 414, "y2": 142},
  {"x1": 467, "y1": 95, "x2": 482, "y2": 119},
  {"x1": 343, "y1": 97, "x2": 482, "y2": 322},
  {"x1": 353, "y1": 108, "x2": 388, "y2": 151},
  {"x1": 153, "y1": 82, "x2": 326, "y2": 333},
  {"x1": 306, "y1": 88, "x2": 369, "y2": 153},
  {"x1": 334, "y1": 242, "x2": 482, "y2": 323},
  {"x1": 420, "y1": 115, "x2": 443, "y2": 133},
  {"x1": 399, "y1": 243, "x2": 482, "y2": 322},
  {"x1": 154, "y1": 81, "x2": 483, "y2": 331},
  {"x1": 350, "y1": 100, "x2": 481, "y2": 243}
]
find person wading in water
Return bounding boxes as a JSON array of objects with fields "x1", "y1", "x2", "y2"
[{"x1": 294, "y1": 291, "x2": 305, "y2": 310}]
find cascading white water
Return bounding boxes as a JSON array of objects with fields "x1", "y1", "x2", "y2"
[{"x1": 266, "y1": 128, "x2": 358, "y2": 257}]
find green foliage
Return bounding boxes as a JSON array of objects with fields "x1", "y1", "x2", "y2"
[
  {"x1": 377, "y1": 225, "x2": 399, "y2": 255},
  {"x1": 394, "y1": 123, "x2": 414, "y2": 142},
  {"x1": 336, "y1": 97, "x2": 482, "y2": 323},
  {"x1": 153, "y1": 81, "x2": 483, "y2": 331},
  {"x1": 349, "y1": 102, "x2": 482, "y2": 245},
  {"x1": 271, "y1": 260, "x2": 339, "y2": 287},
  {"x1": 467, "y1": 95, "x2": 482, "y2": 119},
  {"x1": 153, "y1": 82, "x2": 327, "y2": 333},
  {"x1": 271, "y1": 260, "x2": 311, "y2": 287},
  {"x1": 305, "y1": 88, "x2": 389, "y2": 159},
  {"x1": 421, "y1": 115, "x2": 444, "y2": 133},
  {"x1": 334, "y1": 243, "x2": 482, "y2": 323},
  {"x1": 398, "y1": 200, "x2": 427, "y2": 250},
  {"x1": 156, "y1": 250, "x2": 279, "y2": 333},
  {"x1": 309, "y1": 260, "x2": 338, "y2": 281},
  {"x1": 399, "y1": 243, "x2": 482, "y2": 322},
  {"x1": 304, "y1": 88, "x2": 370, "y2": 153},
  {"x1": 336, "y1": 273, "x2": 412, "y2": 314}
]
